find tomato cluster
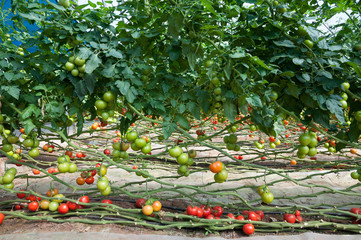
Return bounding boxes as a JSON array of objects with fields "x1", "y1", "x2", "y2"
[
  {"x1": 137, "y1": 198, "x2": 162, "y2": 216},
  {"x1": 350, "y1": 207, "x2": 361, "y2": 224},
  {"x1": 297, "y1": 132, "x2": 319, "y2": 159},
  {"x1": 0, "y1": 167, "x2": 17, "y2": 190},
  {"x1": 283, "y1": 210, "x2": 303, "y2": 223},
  {"x1": 257, "y1": 185, "x2": 274, "y2": 204},
  {"x1": 65, "y1": 56, "x2": 87, "y2": 78},
  {"x1": 57, "y1": 155, "x2": 77, "y2": 173},
  {"x1": 168, "y1": 146, "x2": 193, "y2": 177},
  {"x1": 209, "y1": 161, "x2": 228, "y2": 183},
  {"x1": 94, "y1": 91, "x2": 116, "y2": 122},
  {"x1": 126, "y1": 131, "x2": 152, "y2": 155}
]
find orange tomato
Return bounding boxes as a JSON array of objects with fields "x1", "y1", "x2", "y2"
[
  {"x1": 209, "y1": 161, "x2": 223, "y2": 173},
  {"x1": 152, "y1": 201, "x2": 162, "y2": 212},
  {"x1": 259, "y1": 139, "x2": 265, "y2": 144},
  {"x1": 20, "y1": 128, "x2": 25, "y2": 134},
  {"x1": 290, "y1": 160, "x2": 297, "y2": 165},
  {"x1": 142, "y1": 205, "x2": 154, "y2": 215},
  {"x1": 350, "y1": 149, "x2": 357, "y2": 154}
]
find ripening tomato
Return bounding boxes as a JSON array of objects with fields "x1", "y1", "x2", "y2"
[
  {"x1": 209, "y1": 161, "x2": 223, "y2": 173},
  {"x1": 0, "y1": 213, "x2": 4, "y2": 225},
  {"x1": 142, "y1": 205, "x2": 153, "y2": 216},
  {"x1": 152, "y1": 201, "x2": 162, "y2": 212}
]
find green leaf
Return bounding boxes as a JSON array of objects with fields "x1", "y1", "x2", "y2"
[
  {"x1": 176, "y1": 114, "x2": 189, "y2": 130},
  {"x1": 200, "y1": 0, "x2": 217, "y2": 15},
  {"x1": 286, "y1": 83, "x2": 300, "y2": 98},
  {"x1": 224, "y1": 60, "x2": 232, "y2": 80},
  {"x1": 292, "y1": 58, "x2": 304, "y2": 65},
  {"x1": 115, "y1": 81, "x2": 130, "y2": 95},
  {"x1": 186, "y1": 102, "x2": 200, "y2": 120},
  {"x1": 102, "y1": 64, "x2": 116, "y2": 78},
  {"x1": 107, "y1": 49, "x2": 123, "y2": 59},
  {"x1": 22, "y1": 104, "x2": 38, "y2": 119},
  {"x1": 224, "y1": 100, "x2": 237, "y2": 122},
  {"x1": 326, "y1": 98, "x2": 345, "y2": 123},
  {"x1": 22, "y1": 119, "x2": 36, "y2": 135},
  {"x1": 273, "y1": 40, "x2": 295, "y2": 48},
  {"x1": 125, "y1": 86, "x2": 137, "y2": 103},
  {"x1": 347, "y1": 62, "x2": 361, "y2": 77},
  {"x1": 168, "y1": 12, "x2": 183, "y2": 39},
  {"x1": 4, "y1": 72, "x2": 14, "y2": 81},
  {"x1": 85, "y1": 54, "x2": 101, "y2": 74},
  {"x1": 78, "y1": 47, "x2": 92, "y2": 59},
  {"x1": 2, "y1": 86, "x2": 20, "y2": 100},
  {"x1": 246, "y1": 94, "x2": 262, "y2": 107},
  {"x1": 84, "y1": 74, "x2": 96, "y2": 94},
  {"x1": 348, "y1": 121, "x2": 361, "y2": 142},
  {"x1": 162, "y1": 121, "x2": 177, "y2": 139}
]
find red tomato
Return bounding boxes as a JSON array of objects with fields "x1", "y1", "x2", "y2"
[
  {"x1": 196, "y1": 207, "x2": 203, "y2": 218},
  {"x1": 103, "y1": 149, "x2": 110, "y2": 155},
  {"x1": 85, "y1": 176, "x2": 94, "y2": 184},
  {"x1": 53, "y1": 168, "x2": 59, "y2": 173},
  {"x1": 136, "y1": 198, "x2": 146, "y2": 208},
  {"x1": 67, "y1": 201, "x2": 78, "y2": 211},
  {"x1": 15, "y1": 205, "x2": 22, "y2": 210},
  {"x1": 201, "y1": 205, "x2": 211, "y2": 218},
  {"x1": 255, "y1": 210, "x2": 264, "y2": 220},
  {"x1": 102, "y1": 199, "x2": 112, "y2": 204},
  {"x1": 260, "y1": 156, "x2": 267, "y2": 160},
  {"x1": 65, "y1": 150, "x2": 73, "y2": 157},
  {"x1": 17, "y1": 190, "x2": 26, "y2": 199},
  {"x1": 212, "y1": 206, "x2": 223, "y2": 217},
  {"x1": 79, "y1": 196, "x2": 89, "y2": 206},
  {"x1": 96, "y1": 163, "x2": 101, "y2": 168},
  {"x1": 243, "y1": 223, "x2": 255, "y2": 235},
  {"x1": 242, "y1": 210, "x2": 249, "y2": 216},
  {"x1": 227, "y1": 213, "x2": 235, "y2": 219},
  {"x1": 33, "y1": 169, "x2": 40, "y2": 175},
  {"x1": 296, "y1": 215, "x2": 303, "y2": 223},
  {"x1": 269, "y1": 136, "x2": 276, "y2": 143},
  {"x1": 248, "y1": 211, "x2": 259, "y2": 221},
  {"x1": 0, "y1": 213, "x2": 4, "y2": 224},
  {"x1": 206, "y1": 214, "x2": 214, "y2": 219},
  {"x1": 28, "y1": 201, "x2": 39, "y2": 212},
  {"x1": 236, "y1": 215, "x2": 245, "y2": 220},
  {"x1": 48, "y1": 168, "x2": 55, "y2": 174},
  {"x1": 58, "y1": 203, "x2": 69, "y2": 214},
  {"x1": 295, "y1": 210, "x2": 301, "y2": 216},
  {"x1": 187, "y1": 205, "x2": 197, "y2": 216},
  {"x1": 350, "y1": 208, "x2": 361, "y2": 215},
  {"x1": 284, "y1": 213, "x2": 296, "y2": 223},
  {"x1": 76, "y1": 152, "x2": 83, "y2": 158}
]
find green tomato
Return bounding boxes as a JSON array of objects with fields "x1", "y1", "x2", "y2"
[
  {"x1": 95, "y1": 100, "x2": 107, "y2": 110},
  {"x1": 214, "y1": 169, "x2": 228, "y2": 183},
  {"x1": 68, "y1": 163, "x2": 77, "y2": 173},
  {"x1": 298, "y1": 145, "x2": 309, "y2": 155},
  {"x1": 2, "y1": 173, "x2": 15, "y2": 184},
  {"x1": 126, "y1": 131, "x2": 138, "y2": 142},
  {"x1": 228, "y1": 134, "x2": 237, "y2": 144},
  {"x1": 6, "y1": 167, "x2": 17, "y2": 175},
  {"x1": 269, "y1": 91, "x2": 278, "y2": 101},
  {"x1": 307, "y1": 147, "x2": 317, "y2": 156},
  {"x1": 74, "y1": 57, "x2": 86, "y2": 66},
  {"x1": 3, "y1": 182, "x2": 14, "y2": 189},
  {"x1": 58, "y1": 162, "x2": 70, "y2": 173},
  {"x1": 134, "y1": 138, "x2": 146, "y2": 148},
  {"x1": 257, "y1": 185, "x2": 270, "y2": 196},
  {"x1": 33, "y1": 139, "x2": 40, "y2": 148},
  {"x1": 131, "y1": 142, "x2": 140, "y2": 151},
  {"x1": 49, "y1": 201, "x2": 59, "y2": 211},
  {"x1": 78, "y1": 64, "x2": 86, "y2": 73},
  {"x1": 2, "y1": 144, "x2": 13, "y2": 152},
  {"x1": 113, "y1": 142, "x2": 121, "y2": 150},
  {"x1": 178, "y1": 165, "x2": 188, "y2": 174},
  {"x1": 340, "y1": 100, "x2": 348, "y2": 109},
  {"x1": 103, "y1": 91, "x2": 115, "y2": 102},
  {"x1": 341, "y1": 92, "x2": 348, "y2": 101},
  {"x1": 351, "y1": 171, "x2": 360, "y2": 179},
  {"x1": 205, "y1": 60, "x2": 214, "y2": 67},
  {"x1": 100, "y1": 186, "x2": 111, "y2": 196},
  {"x1": 141, "y1": 143, "x2": 152, "y2": 154},
  {"x1": 341, "y1": 82, "x2": 350, "y2": 91},
  {"x1": 177, "y1": 153, "x2": 189, "y2": 165},
  {"x1": 71, "y1": 69, "x2": 79, "y2": 77},
  {"x1": 304, "y1": 39, "x2": 314, "y2": 48},
  {"x1": 65, "y1": 62, "x2": 74, "y2": 71},
  {"x1": 355, "y1": 111, "x2": 361, "y2": 122},
  {"x1": 7, "y1": 135, "x2": 18, "y2": 144},
  {"x1": 261, "y1": 192, "x2": 274, "y2": 204},
  {"x1": 308, "y1": 137, "x2": 318, "y2": 147},
  {"x1": 57, "y1": 156, "x2": 67, "y2": 164},
  {"x1": 28, "y1": 148, "x2": 40, "y2": 158},
  {"x1": 299, "y1": 133, "x2": 311, "y2": 146},
  {"x1": 169, "y1": 146, "x2": 182, "y2": 158},
  {"x1": 97, "y1": 178, "x2": 109, "y2": 191}
]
